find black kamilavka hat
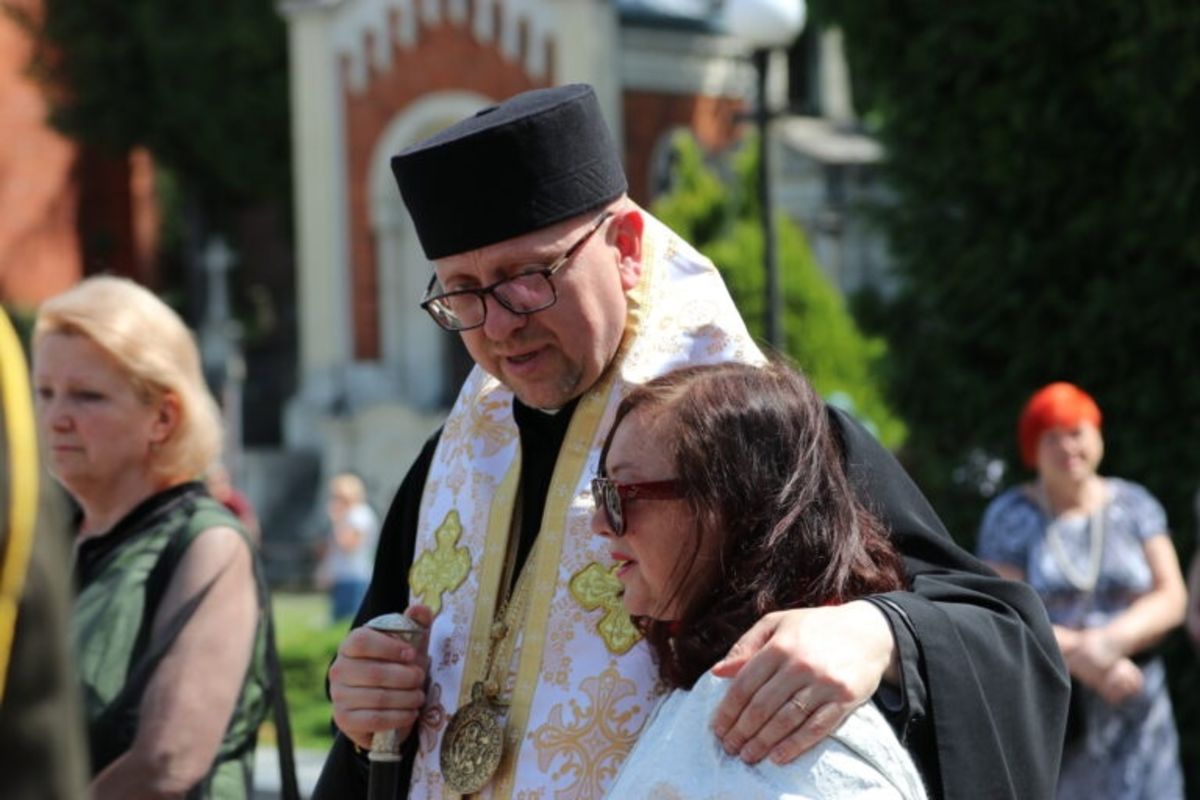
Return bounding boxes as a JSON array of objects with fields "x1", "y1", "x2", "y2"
[{"x1": 391, "y1": 84, "x2": 628, "y2": 260}]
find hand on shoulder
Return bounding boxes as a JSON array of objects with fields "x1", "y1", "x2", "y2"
[{"x1": 708, "y1": 601, "x2": 896, "y2": 766}]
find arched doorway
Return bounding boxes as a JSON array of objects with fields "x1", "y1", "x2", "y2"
[{"x1": 368, "y1": 91, "x2": 492, "y2": 408}]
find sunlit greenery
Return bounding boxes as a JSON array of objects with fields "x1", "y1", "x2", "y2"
[
  {"x1": 652, "y1": 131, "x2": 905, "y2": 449},
  {"x1": 5, "y1": 0, "x2": 290, "y2": 211},
  {"x1": 266, "y1": 593, "x2": 341, "y2": 752}
]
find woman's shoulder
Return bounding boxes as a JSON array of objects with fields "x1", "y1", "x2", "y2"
[
  {"x1": 190, "y1": 492, "x2": 250, "y2": 536},
  {"x1": 178, "y1": 491, "x2": 263, "y2": 564},
  {"x1": 822, "y1": 703, "x2": 927, "y2": 799},
  {"x1": 614, "y1": 673, "x2": 925, "y2": 799},
  {"x1": 713, "y1": 674, "x2": 926, "y2": 799},
  {"x1": 161, "y1": 490, "x2": 260, "y2": 590},
  {"x1": 982, "y1": 484, "x2": 1038, "y2": 518},
  {"x1": 1104, "y1": 477, "x2": 1168, "y2": 535},
  {"x1": 1104, "y1": 476, "x2": 1158, "y2": 506},
  {"x1": 978, "y1": 485, "x2": 1042, "y2": 542}
]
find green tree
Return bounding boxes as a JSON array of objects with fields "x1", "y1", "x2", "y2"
[
  {"x1": 653, "y1": 132, "x2": 905, "y2": 449},
  {"x1": 4, "y1": 0, "x2": 296, "y2": 408},
  {"x1": 811, "y1": 0, "x2": 1200, "y2": 547},
  {"x1": 8, "y1": 0, "x2": 291, "y2": 215},
  {"x1": 812, "y1": 2, "x2": 1200, "y2": 791}
]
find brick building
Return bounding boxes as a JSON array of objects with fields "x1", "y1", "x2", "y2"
[{"x1": 0, "y1": 1, "x2": 158, "y2": 309}]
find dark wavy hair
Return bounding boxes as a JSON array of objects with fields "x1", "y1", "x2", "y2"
[{"x1": 599, "y1": 360, "x2": 905, "y2": 689}]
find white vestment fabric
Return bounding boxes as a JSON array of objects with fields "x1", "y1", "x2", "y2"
[{"x1": 606, "y1": 672, "x2": 927, "y2": 800}]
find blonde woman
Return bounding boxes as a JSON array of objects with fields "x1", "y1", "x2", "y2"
[{"x1": 33, "y1": 276, "x2": 269, "y2": 799}]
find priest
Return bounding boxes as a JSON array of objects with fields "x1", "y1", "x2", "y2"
[{"x1": 313, "y1": 83, "x2": 1069, "y2": 799}]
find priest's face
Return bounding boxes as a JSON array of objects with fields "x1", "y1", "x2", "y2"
[{"x1": 432, "y1": 205, "x2": 643, "y2": 410}]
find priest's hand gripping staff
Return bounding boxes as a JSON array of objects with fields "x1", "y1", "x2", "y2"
[{"x1": 364, "y1": 613, "x2": 427, "y2": 800}]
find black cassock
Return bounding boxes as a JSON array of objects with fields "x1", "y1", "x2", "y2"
[{"x1": 313, "y1": 400, "x2": 1069, "y2": 800}]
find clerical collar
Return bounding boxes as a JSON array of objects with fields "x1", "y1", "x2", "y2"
[{"x1": 512, "y1": 396, "x2": 580, "y2": 437}]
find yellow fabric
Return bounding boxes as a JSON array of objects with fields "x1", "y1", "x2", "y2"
[{"x1": 0, "y1": 308, "x2": 39, "y2": 703}]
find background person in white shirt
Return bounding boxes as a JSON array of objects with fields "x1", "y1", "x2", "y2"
[{"x1": 317, "y1": 473, "x2": 380, "y2": 623}]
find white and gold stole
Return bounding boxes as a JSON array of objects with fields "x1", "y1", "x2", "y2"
[{"x1": 406, "y1": 212, "x2": 764, "y2": 799}]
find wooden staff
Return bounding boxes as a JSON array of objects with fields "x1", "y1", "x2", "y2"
[{"x1": 364, "y1": 613, "x2": 426, "y2": 800}]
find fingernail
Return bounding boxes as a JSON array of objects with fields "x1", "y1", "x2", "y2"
[
  {"x1": 712, "y1": 723, "x2": 727, "y2": 738},
  {"x1": 740, "y1": 746, "x2": 762, "y2": 764}
]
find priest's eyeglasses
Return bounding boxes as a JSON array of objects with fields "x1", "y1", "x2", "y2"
[
  {"x1": 420, "y1": 211, "x2": 614, "y2": 332},
  {"x1": 591, "y1": 476, "x2": 684, "y2": 537}
]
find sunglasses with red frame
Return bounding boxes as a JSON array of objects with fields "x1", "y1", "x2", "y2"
[{"x1": 590, "y1": 476, "x2": 684, "y2": 536}]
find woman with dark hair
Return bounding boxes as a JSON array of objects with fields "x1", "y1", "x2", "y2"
[{"x1": 593, "y1": 361, "x2": 926, "y2": 798}]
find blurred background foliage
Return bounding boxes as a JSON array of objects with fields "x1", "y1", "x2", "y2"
[
  {"x1": 3, "y1": 0, "x2": 298, "y2": 439},
  {"x1": 652, "y1": 131, "x2": 907, "y2": 450},
  {"x1": 271, "y1": 594, "x2": 342, "y2": 751},
  {"x1": 9, "y1": 0, "x2": 291, "y2": 214},
  {"x1": 809, "y1": 0, "x2": 1200, "y2": 789}
]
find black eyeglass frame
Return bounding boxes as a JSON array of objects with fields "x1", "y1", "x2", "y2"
[
  {"x1": 420, "y1": 211, "x2": 615, "y2": 332},
  {"x1": 590, "y1": 476, "x2": 684, "y2": 537}
]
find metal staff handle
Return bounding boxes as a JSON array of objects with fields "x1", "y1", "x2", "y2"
[{"x1": 365, "y1": 613, "x2": 427, "y2": 800}]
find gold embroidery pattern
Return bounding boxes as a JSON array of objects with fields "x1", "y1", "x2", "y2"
[
  {"x1": 443, "y1": 372, "x2": 515, "y2": 463},
  {"x1": 529, "y1": 664, "x2": 643, "y2": 799},
  {"x1": 543, "y1": 623, "x2": 578, "y2": 690},
  {"x1": 408, "y1": 510, "x2": 471, "y2": 614},
  {"x1": 469, "y1": 391, "x2": 515, "y2": 458},
  {"x1": 569, "y1": 563, "x2": 640, "y2": 655}
]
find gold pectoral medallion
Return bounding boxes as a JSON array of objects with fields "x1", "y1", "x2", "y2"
[
  {"x1": 441, "y1": 494, "x2": 535, "y2": 795},
  {"x1": 440, "y1": 681, "x2": 505, "y2": 794}
]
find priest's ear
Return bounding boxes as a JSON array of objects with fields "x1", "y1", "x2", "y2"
[{"x1": 613, "y1": 208, "x2": 644, "y2": 291}]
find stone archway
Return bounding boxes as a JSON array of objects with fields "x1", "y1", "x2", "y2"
[{"x1": 368, "y1": 91, "x2": 492, "y2": 408}]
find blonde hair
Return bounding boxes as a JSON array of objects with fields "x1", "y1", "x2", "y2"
[
  {"x1": 329, "y1": 473, "x2": 367, "y2": 504},
  {"x1": 34, "y1": 276, "x2": 222, "y2": 482}
]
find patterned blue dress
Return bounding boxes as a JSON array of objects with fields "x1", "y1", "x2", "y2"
[{"x1": 977, "y1": 478, "x2": 1183, "y2": 800}]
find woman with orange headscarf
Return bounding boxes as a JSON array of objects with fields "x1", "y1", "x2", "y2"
[{"x1": 977, "y1": 382, "x2": 1186, "y2": 799}]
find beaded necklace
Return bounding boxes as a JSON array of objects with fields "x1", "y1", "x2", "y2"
[{"x1": 1038, "y1": 481, "x2": 1107, "y2": 593}]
